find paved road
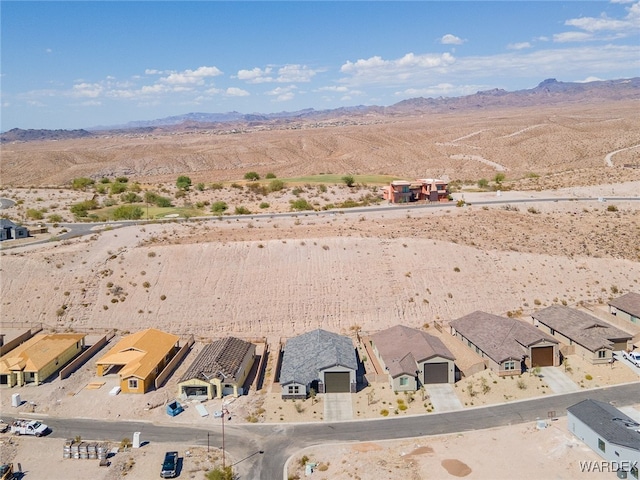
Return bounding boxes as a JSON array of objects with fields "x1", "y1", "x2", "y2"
[
  {"x1": 6, "y1": 196, "x2": 640, "y2": 249},
  {"x1": 7, "y1": 382, "x2": 638, "y2": 479},
  {"x1": 0, "y1": 197, "x2": 16, "y2": 209}
]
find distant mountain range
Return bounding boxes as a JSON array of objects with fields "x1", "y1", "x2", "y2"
[{"x1": 2, "y1": 77, "x2": 638, "y2": 143}]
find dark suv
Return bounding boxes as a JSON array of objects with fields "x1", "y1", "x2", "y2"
[{"x1": 160, "y1": 451, "x2": 178, "y2": 478}]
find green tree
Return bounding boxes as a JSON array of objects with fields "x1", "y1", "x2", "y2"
[
  {"x1": 477, "y1": 178, "x2": 489, "y2": 189},
  {"x1": 112, "y1": 205, "x2": 144, "y2": 220},
  {"x1": 71, "y1": 177, "x2": 95, "y2": 190},
  {"x1": 176, "y1": 175, "x2": 192, "y2": 190},
  {"x1": 244, "y1": 171, "x2": 260, "y2": 181},
  {"x1": 494, "y1": 173, "x2": 506, "y2": 184},
  {"x1": 70, "y1": 199, "x2": 98, "y2": 217},
  {"x1": 342, "y1": 175, "x2": 355, "y2": 187},
  {"x1": 211, "y1": 201, "x2": 229, "y2": 214}
]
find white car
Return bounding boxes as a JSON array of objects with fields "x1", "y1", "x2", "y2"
[{"x1": 622, "y1": 351, "x2": 640, "y2": 367}]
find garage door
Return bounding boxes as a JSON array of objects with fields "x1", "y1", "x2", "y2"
[
  {"x1": 324, "y1": 372, "x2": 351, "y2": 393},
  {"x1": 531, "y1": 346, "x2": 554, "y2": 367},
  {"x1": 423, "y1": 362, "x2": 449, "y2": 384}
]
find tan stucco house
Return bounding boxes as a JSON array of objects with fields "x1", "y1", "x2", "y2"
[
  {"x1": 178, "y1": 337, "x2": 255, "y2": 400},
  {"x1": 96, "y1": 328, "x2": 179, "y2": 394},
  {"x1": 370, "y1": 325, "x2": 455, "y2": 391},
  {"x1": 532, "y1": 306, "x2": 632, "y2": 364},
  {"x1": 608, "y1": 292, "x2": 640, "y2": 326},
  {"x1": 450, "y1": 311, "x2": 560, "y2": 375},
  {"x1": 0, "y1": 333, "x2": 85, "y2": 387}
]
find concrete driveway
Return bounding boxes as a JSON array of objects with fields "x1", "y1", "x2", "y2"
[
  {"x1": 426, "y1": 384, "x2": 463, "y2": 412},
  {"x1": 539, "y1": 367, "x2": 580, "y2": 393},
  {"x1": 324, "y1": 393, "x2": 353, "y2": 422},
  {"x1": 615, "y1": 351, "x2": 640, "y2": 377}
]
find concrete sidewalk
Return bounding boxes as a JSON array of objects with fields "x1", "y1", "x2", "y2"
[{"x1": 539, "y1": 367, "x2": 580, "y2": 394}]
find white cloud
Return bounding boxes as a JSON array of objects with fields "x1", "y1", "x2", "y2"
[
  {"x1": 266, "y1": 85, "x2": 297, "y2": 102},
  {"x1": 71, "y1": 82, "x2": 103, "y2": 98},
  {"x1": 553, "y1": 31, "x2": 594, "y2": 43},
  {"x1": 507, "y1": 42, "x2": 532, "y2": 50},
  {"x1": 160, "y1": 66, "x2": 223, "y2": 86},
  {"x1": 560, "y1": 1, "x2": 640, "y2": 40},
  {"x1": 237, "y1": 67, "x2": 274, "y2": 83},
  {"x1": 440, "y1": 34, "x2": 464, "y2": 45},
  {"x1": 226, "y1": 87, "x2": 250, "y2": 97},
  {"x1": 316, "y1": 86, "x2": 349, "y2": 93},
  {"x1": 576, "y1": 76, "x2": 605, "y2": 83},
  {"x1": 45, "y1": 48, "x2": 52, "y2": 54},
  {"x1": 340, "y1": 52, "x2": 456, "y2": 86},
  {"x1": 237, "y1": 64, "x2": 320, "y2": 84}
]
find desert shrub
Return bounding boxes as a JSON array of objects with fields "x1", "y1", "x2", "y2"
[
  {"x1": 210, "y1": 182, "x2": 224, "y2": 190},
  {"x1": 380, "y1": 409, "x2": 389, "y2": 416},
  {"x1": 527, "y1": 207, "x2": 541, "y2": 214},
  {"x1": 70, "y1": 199, "x2": 98, "y2": 217},
  {"x1": 110, "y1": 182, "x2": 128, "y2": 195},
  {"x1": 48, "y1": 214, "x2": 63, "y2": 223},
  {"x1": 205, "y1": 466, "x2": 233, "y2": 480},
  {"x1": 265, "y1": 172, "x2": 276, "y2": 179},
  {"x1": 234, "y1": 206, "x2": 251, "y2": 215},
  {"x1": 606, "y1": 204, "x2": 618, "y2": 212},
  {"x1": 211, "y1": 201, "x2": 229, "y2": 214},
  {"x1": 244, "y1": 171, "x2": 260, "y2": 181},
  {"x1": 115, "y1": 176, "x2": 129, "y2": 183},
  {"x1": 342, "y1": 175, "x2": 355, "y2": 187},
  {"x1": 477, "y1": 178, "x2": 489, "y2": 189},
  {"x1": 247, "y1": 182, "x2": 268, "y2": 196},
  {"x1": 112, "y1": 205, "x2": 143, "y2": 220},
  {"x1": 120, "y1": 192, "x2": 142, "y2": 203},
  {"x1": 259, "y1": 202, "x2": 270, "y2": 209},
  {"x1": 100, "y1": 177, "x2": 111, "y2": 184},
  {"x1": 196, "y1": 182, "x2": 205, "y2": 191},
  {"x1": 585, "y1": 374, "x2": 593, "y2": 381},
  {"x1": 516, "y1": 379, "x2": 527, "y2": 390},
  {"x1": 176, "y1": 175, "x2": 192, "y2": 190},
  {"x1": 71, "y1": 177, "x2": 95, "y2": 190},
  {"x1": 494, "y1": 173, "x2": 505, "y2": 183},
  {"x1": 317, "y1": 184, "x2": 328, "y2": 193},
  {"x1": 26, "y1": 208, "x2": 44, "y2": 220},
  {"x1": 290, "y1": 198, "x2": 313, "y2": 211},
  {"x1": 269, "y1": 179, "x2": 285, "y2": 192}
]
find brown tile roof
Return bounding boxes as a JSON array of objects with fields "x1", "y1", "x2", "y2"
[
  {"x1": 450, "y1": 311, "x2": 557, "y2": 364},
  {"x1": 370, "y1": 325, "x2": 454, "y2": 378},
  {"x1": 96, "y1": 328, "x2": 179, "y2": 380},
  {"x1": 532, "y1": 306, "x2": 632, "y2": 352},
  {"x1": 608, "y1": 292, "x2": 640, "y2": 317},
  {"x1": 0, "y1": 333, "x2": 85, "y2": 373},
  {"x1": 180, "y1": 337, "x2": 254, "y2": 383}
]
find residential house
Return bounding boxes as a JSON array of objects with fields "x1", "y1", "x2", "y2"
[
  {"x1": 567, "y1": 399, "x2": 640, "y2": 479},
  {"x1": 177, "y1": 337, "x2": 255, "y2": 400},
  {"x1": 0, "y1": 219, "x2": 29, "y2": 241},
  {"x1": 96, "y1": 328, "x2": 180, "y2": 394},
  {"x1": 532, "y1": 306, "x2": 632, "y2": 364},
  {"x1": 609, "y1": 292, "x2": 640, "y2": 325},
  {"x1": 382, "y1": 178, "x2": 449, "y2": 204},
  {"x1": 450, "y1": 311, "x2": 559, "y2": 376},
  {"x1": 0, "y1": 333, "x2": 85, "y2": 387},
  {"x1": 370, "y1": 325, "x2": 455, "y2": 392},
  {"x1": 280, "y1": 329, "x2": 357, "y2": 399}
]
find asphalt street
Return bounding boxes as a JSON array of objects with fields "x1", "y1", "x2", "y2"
[{"x1": 7, "y1": 382, "x2": 638, "y2": 479}]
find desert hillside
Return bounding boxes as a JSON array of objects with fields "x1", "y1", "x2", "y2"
[{"x1": 2, "y1": 100, "x2": 639, "y2": 188}]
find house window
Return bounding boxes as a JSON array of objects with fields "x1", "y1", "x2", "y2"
[
  {"x1": 550, "y1": 328, "x2": 555, "y2": 335},
  {"x1": 128, "y1": 379, "x2": 139, "y2": 390},
  {"x1": 597, "y1": 350, "x2": 607, "y2": 359},
  {"x1": 399, "y1": 377, "x2": 408, "y2": 386},
  {"x1": 504, "y1": 361, "x2": 516, "y2": 371},
  {"x1": 597, "y1": 438, "x2": 605, "y2": 452},
  {"x1": 288, "y1": 385, "x2": 300, "y2": 395}
]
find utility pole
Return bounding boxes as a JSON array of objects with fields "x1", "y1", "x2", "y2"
[{"x1": 221, "y1": 406, "x2": 226, "y2": 470}]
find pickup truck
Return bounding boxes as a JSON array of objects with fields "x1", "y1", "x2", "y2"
[
  {"x1": 10, "y1": 419, "x2": 49, "y2": 437},
  {"x1": 623, "y1": 351, "x2": 640, "y2": 367},
  {"x1": 160, "y1": 451, "x2": 178, "y2": 478}
]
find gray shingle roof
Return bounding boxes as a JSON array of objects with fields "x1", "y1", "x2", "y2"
[
  {"x1": 0, "y1": 219, "x2": 17, "y2": 228},
  {"x1": 609, "y1": 292, "x2": 640, "y2": 318},
  {"x1": 532, "y1": 306, "x2": 632, "y2": 352},
  {"x1": 371, "y1": 325, "x2": 454, "y2": 378},
  {"x1": 450, "y1": 311, "x2": 558, "y2": 364},
  {"x1": 280, "y1": 329, "x2": 356, "y2": 387},
  {"x1": 568, "y1": 399, "x2": 640, "y2": 451},
  {"x1": 180, "y1": 337, "x2": 254, "y2": 383}
]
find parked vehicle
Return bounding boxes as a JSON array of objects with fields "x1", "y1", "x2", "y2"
[
  {"x1": 10, "y1": 419, "x2": 48, "y2": 437},
  {"x1": 160, "y1": 451, "x2": 178, "y2": 478},
  {"x1": 623, "y1": 350, "x2": 640, "y2": 367}
]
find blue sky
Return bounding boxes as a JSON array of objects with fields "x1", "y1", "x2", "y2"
[{"x1": 2, "y1": 1, "x2": 639, "y2": 130}]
